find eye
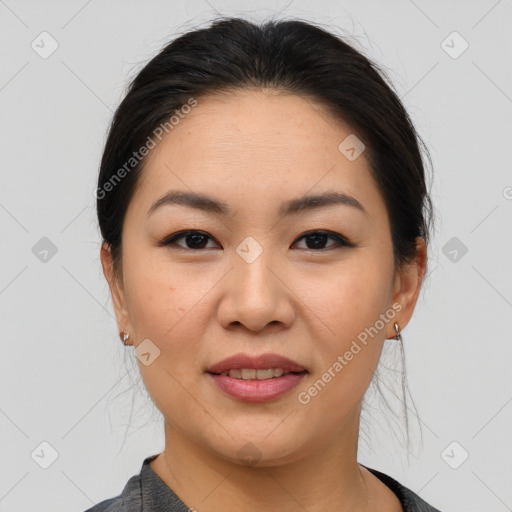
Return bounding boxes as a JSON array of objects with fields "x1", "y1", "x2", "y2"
[
  {"x1": 292, "y1": 230, "x2": 353, "y2": 251},
  {"x1": 158, "y1": 230, "x2": 220, "y2": 250},
  {"x1": 158, "y1": 229, "x2": 353, "y2": 251}
]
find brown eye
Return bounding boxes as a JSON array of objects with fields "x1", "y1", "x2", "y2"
[
  {"x1": 158, "y1": 229, "x2": 353, "y2": 252},
  {"x1": 159, "y1": 230, "x2": 219, "y2": 250},
  {"x1": 292, "y1": 231, "x2": 353, "y2": 251}
]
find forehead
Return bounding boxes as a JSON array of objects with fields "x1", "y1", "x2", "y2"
[{"x1": 130, "y1": 89, "x2": 386, "y2": 222}]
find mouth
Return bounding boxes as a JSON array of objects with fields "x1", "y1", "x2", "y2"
[
  {"x1": 206, "y1": 352, "x2": 307, "y2": 375},
  {"x1": 208, "y1": 368, "x2": 308, "y2": 380},
  {"x1": 206, "y1": 370, "x2": 308, "y2": 402},
  {"x1": 205, "y1": 353, "x2": 308, "y2": 403}
]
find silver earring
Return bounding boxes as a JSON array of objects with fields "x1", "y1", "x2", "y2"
[
  {"x1": 119, "y1": 331, "x2": 130, "y2": 345},
  {"x1": 393, "y1": 322, "x2": 406, "y2": 395},
  {"x1": 393, "y1": 322, "x2": 402, "y2": 342}
]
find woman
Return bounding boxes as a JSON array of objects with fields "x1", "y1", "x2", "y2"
[{"x1": 88, "y1": 15, "x2": 441, "y2": 511}]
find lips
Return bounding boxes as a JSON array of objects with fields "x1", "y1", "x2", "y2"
[{"x1": 206, "y1": 352, "x2": 307, "y2": 375}]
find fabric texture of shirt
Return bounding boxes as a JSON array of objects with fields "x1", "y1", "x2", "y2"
[{"x1": 83, "y1": 454, "x2": 443, "y2": 512}]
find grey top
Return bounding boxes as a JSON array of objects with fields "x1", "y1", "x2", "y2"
[{"x1": 83, "y1": 454, "x2": 443, "y2": 512}]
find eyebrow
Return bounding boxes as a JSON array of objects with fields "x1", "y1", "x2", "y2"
[{"x1": 147, "y1": 190, "x2": 368, "y2": 218}]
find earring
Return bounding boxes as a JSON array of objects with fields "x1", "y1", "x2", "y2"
[
  {"x1": 393, "y1": 322, "x2": 402, "y2": 342},
  {"x1": 119, "y1": 331, "x2": 130, "y2": 345},
  {"x1": 393, "y1": 322, "x2": 406, "y2": 393}
]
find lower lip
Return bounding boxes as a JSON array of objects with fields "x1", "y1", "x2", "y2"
[{"x1": 207, "y1": 372, "x2": 307, "y2": 403}]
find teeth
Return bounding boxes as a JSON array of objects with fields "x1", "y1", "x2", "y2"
[
  {"x1": 241, "y1": 369, "x2": 256, "y2": 379},
  {"x1": 218, "y1": 368, "x2": 291, "y2": 380}
]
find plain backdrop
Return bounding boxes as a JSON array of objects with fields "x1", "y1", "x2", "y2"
[{"x1": 1, "y1": 1, "x2": 511, "y2": 511}]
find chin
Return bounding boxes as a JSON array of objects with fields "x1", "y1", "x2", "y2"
[{"x1": 206, "y1": 432, "x2": 311, "y2": 468}]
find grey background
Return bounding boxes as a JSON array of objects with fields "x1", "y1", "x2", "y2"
[{"x1": 1, "y1": 0, "x2": 511, "y2": 510}]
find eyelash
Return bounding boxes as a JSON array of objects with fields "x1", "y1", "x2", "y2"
[{"x1": 157, "y1": 229, "x2": 354, "y2": 252}]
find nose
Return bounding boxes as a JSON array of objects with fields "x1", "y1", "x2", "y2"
[{"x1": 216, "y1": 247, "x2": 295, "y2": 332}]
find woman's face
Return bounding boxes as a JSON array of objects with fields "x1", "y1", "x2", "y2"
[{"x1": 102, "y1": 89, "x2": 425, "y2": 466}]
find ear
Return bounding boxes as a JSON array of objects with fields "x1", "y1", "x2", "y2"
[
  {"x1": 387, "y1": 236, "x2": 428, "y2": 339},
  {"x1": 100, "y1": 242, "x2": 132, "y2": 339}
]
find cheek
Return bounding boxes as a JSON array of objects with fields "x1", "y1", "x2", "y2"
[
  {"x1": 297, "y1": 253, "x2": 393, "y2": 369},
  {"x1": 121, "y1": 257, "x2": 210, "y2": 411},
  {"x1": 120, "y1": 250, "x2": 228, "y2": 399},
  {"x1": 319, "y1": 256, "x2": 390, "y2": 319},
  {"x1": 122, "y1": 246, "x2": 206, "y2": 340},
  {"x1": 291, "y1": 265, "x2": 391, "y2": 424}
]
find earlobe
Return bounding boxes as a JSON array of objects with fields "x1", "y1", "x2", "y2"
[{"x1": 388, "y1": 237, "x2": 427, "y2": 338}]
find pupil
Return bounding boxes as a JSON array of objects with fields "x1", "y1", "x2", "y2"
[
  {"x1": 188, "y1": 233, "x2": 207, "y2": 249},
  {"x1": 307, "y1": 233, "x2": 326, "y2": 249}
]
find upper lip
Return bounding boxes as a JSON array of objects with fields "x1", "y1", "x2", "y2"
[{"x1": 206, "y1": 352, "x2": 307, "y2": 374}]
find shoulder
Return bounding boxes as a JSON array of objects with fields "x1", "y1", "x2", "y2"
[
  {"x1": 81, "y1": 453, "x2": 191, "y2": 512},
  {"x1": 81, "y1": 472, "x2": 143, "y2": 512},
  {"x1": 362, "y1": 464, "x2": 444, "y2": 512}
]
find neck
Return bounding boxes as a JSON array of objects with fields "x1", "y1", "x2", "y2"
[{"x1": 151, "y1": 408, "x2": 377, "y2": 512}]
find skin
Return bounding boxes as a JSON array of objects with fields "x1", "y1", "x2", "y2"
[{"x1": 101, "y1": 88, "x2": 427, "y2": 512}]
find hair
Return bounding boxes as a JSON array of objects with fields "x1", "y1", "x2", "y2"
[{"x1": 97, "y1": 16, "x2": 435, "y2": 459}]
